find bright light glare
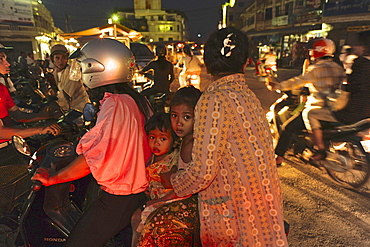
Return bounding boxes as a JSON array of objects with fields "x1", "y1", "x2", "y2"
[
  {"x1": 105, "y1": 61, "x2": 117, "y2": 70},
  {"x1": 112, "y1": 15, "x2": 119, "y2": 22}
]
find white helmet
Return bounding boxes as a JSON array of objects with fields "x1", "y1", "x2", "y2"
[{"x1": 70, "y1": 38, "x2": 135, "y2": 89}]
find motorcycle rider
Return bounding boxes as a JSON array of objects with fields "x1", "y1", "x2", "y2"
[
  {"x1": 0, "y1": 44, "x2": 61, "y2": 167},
  {"x1": 32, "y1": 38, "x2": 153, "y2": 247},
  {"x1": 50, "y1": 44, "x2": 90, "y2": 113},
  {"x1": 267, "y1": 38, "x2": 346, "y2": 162},
  {"x1": 176, "y1": 45, "x2": 202, "y2": 89},
  {"x1": 262, "y1": 48, "x2": 277, "y2": 75},
  {"x1": 140, "y1": 44, "x2": 174, "y2": 107}
]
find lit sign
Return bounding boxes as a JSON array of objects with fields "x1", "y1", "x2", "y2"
[{"x1": 0, "y1": 0, "x2": 34, "y2": 25}]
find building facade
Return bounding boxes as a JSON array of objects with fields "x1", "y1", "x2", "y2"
[
  {"x1": 117, "y1": 0, "x2": 186, "y2": 43},
  {"x1": 230, "y1": 0, "x2": 370, "y2": 67},
  {"x1": 0, "y1": 0, "x2": 62, "y2": 62}
]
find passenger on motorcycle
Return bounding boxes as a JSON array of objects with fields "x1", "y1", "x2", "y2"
[
  {"x1": 0, "y1": 45, "x2": 61, "y2": 167},
  {"x1": 32, "y1": 38, "x2": 153, "y2": 247},
  {"x1": 267, "y1": 38, "x2": 346, "y2": 162},
  {"x1": 50, "y1": 44, "x2": 90, "y2": 113}
]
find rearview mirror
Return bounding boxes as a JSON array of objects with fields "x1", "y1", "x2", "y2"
[
  {"x1": 12, "y1": 135, "x2": 31, "y2": 156},
  {"x1": 83, "y1": 103, "x2": 96, "y2": 122}
]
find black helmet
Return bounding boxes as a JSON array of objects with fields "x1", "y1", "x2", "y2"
[{"x1": 155, "y1": 45, "x2": 166, "y2": 57}]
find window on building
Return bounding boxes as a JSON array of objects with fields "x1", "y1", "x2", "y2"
[
  {"x1": 248, "y1": 16, "x2": 254, "y2": 25},
  {"x1": 296, "y1": 0, "x2": 304, "y2": 6},
  {"x1": 158, "y1": 15, "x2": 164, "y2": 21},
  {"x1": 159, "y1": 37, "x2": 164, "y2": 41},
  {"x1": 265, "y1": 8, "x2": 273, "y2": 20},
  {"x1": 158, "y1": 25, "x2": 173, "y2": 32},
  {"x1": 169, "y1": 37, "x2": 173, "y2": 41},
  {"x1": 285, "y1": 2, "x2": 293, "y2": 15},
  {"x1": 275, "y1": 6, "x2": 280, "y2": 17},
  {"x1": 167, "y1": 15, "x2": 175, "y2": 21}
]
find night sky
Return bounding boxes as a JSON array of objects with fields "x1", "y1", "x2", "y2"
[{"x1": 42, "y1": 0, "x2": 228, "y2": 42}]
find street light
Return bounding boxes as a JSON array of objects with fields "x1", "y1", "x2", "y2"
[
  {"x1": 108, "y1": 14, "x2": 119, "y2": 39},
  {"x1": 221, "y1": 0, "x2": 235, "y2": 29}
]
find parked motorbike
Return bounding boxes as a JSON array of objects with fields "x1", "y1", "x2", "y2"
[
  {"x1": 11, "y1": 68, "x2": 58, "y2": 117},
  {"x1": 139, "y1": 71, "x2": 171, "y2": 113},
  {"x1": 267, "y1": 91, "x2": 370, "y2": 188}
]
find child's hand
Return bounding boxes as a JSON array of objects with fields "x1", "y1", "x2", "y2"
[{"x1": 160, "y1": 165, "x2": 177, "y2": 189}]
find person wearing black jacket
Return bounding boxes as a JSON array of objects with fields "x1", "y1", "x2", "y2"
[{"x1": 334, "y1": 30, "x2": 370, "y2": 125}]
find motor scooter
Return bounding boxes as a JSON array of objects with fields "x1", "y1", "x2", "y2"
[
  {"x1": 267, "y1": 90, "x2": 370, "y2": 188},
  {"x1": 0, "y1": 104, "x2": 132, "y2": 246},
  {"x1": 0, "y1": 108, "x2": 94, "y2": 246}
]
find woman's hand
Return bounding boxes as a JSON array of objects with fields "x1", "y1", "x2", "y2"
[{"x1": 31, "y1": 165, "x2": 56, "y2": 187}]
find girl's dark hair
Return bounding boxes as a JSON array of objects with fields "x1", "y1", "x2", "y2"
[
  {"x1": 88, "y1": 82, "x2": 152, "y2": 121},
  {"x1": 145, "y1": 112, "x2": 171, "y2": 134},
  {"x1": 170, "y1": 86, "x2": 202, "y2": 110},
  {"x1": 145, "y1": 112, "x2": 177, "y2": 141},
  {"x1": 204, "y1": 26, "x2": 248, "y2": 76}
]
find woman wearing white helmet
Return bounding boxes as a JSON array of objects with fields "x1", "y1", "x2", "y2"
[{"x1": 32, "y1": 38, "x2": 153, "y2": 246}]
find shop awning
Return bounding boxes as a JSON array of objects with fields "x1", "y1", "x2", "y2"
[
  {"x1": 58, "y1": 23, "x2": 142, "y2": 41},
  {"x1": 246, "y1": 24, "x2": 322, "y2": 37}
]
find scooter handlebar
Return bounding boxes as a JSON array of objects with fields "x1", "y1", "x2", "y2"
[{"x1": 31, "y1": 180, "x2": 42, "y2": 192}]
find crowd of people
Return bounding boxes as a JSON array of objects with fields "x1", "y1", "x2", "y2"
[
  {"x1": 22, "y1": 27, "x2": 288, "y2": 246},
  {"x1": 3, "y1": 25, "x2": 369, "y2": 247}
]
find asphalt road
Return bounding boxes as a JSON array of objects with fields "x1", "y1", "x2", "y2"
[{"x1": 196, "y1": 66, "x2": 370, "y2": 247}]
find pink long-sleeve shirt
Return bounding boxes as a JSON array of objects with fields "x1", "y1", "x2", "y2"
[{"x1": 77, "y1": 92, "x2": 150, "y2": 195}]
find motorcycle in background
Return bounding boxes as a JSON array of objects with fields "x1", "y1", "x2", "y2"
[
  {"x1": 267, "y1": 90, "x2": 370, "y2": 188},
  {"x1": 185, "y1": 71, "x2": 201, "y2": 89}
]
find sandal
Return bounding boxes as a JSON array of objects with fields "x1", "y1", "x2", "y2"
[{"x1": 310, "y1": 149, "x2": 327, "y2": 161}]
